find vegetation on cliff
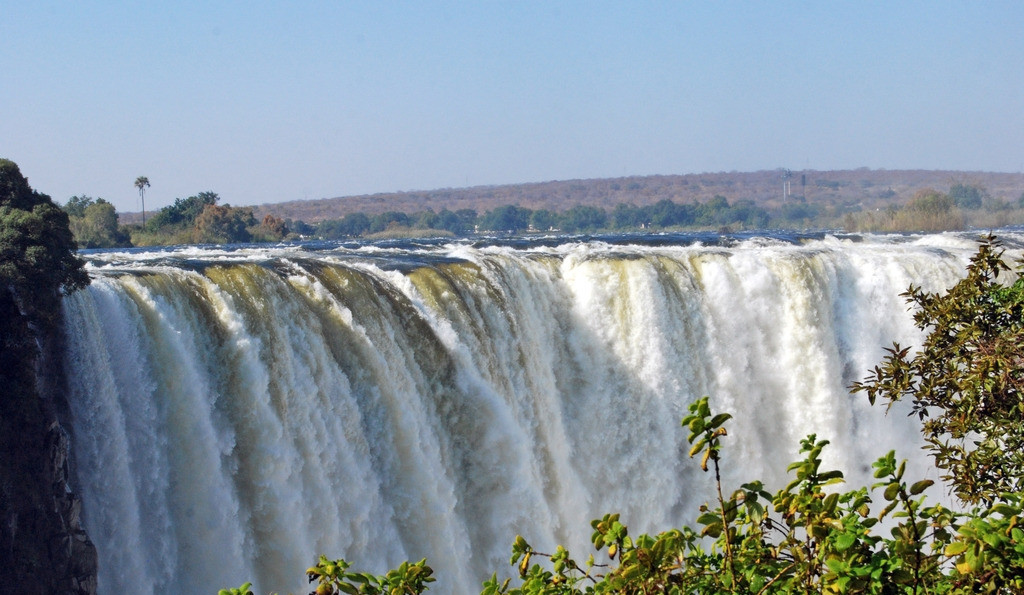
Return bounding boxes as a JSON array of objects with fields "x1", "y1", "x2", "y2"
[
  {"x1": 223, "y1": 236, "x2": 1024, "y2": 594},
  {"x1": 1, "y1": 160, "x2": 89, "y2": 321}
]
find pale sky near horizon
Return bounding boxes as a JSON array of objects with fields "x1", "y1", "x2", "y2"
[{"x1": 3, "y1": 2, "x2": 1022, "y2": 214}]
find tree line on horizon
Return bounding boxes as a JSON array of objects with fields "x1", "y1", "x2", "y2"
[{"x1": 62, "y1": 181, "x2": 1024, "y2": 249}]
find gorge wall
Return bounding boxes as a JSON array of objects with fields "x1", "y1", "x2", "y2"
[
  {"x1": 0, "y1": 305, "x2": 97, "y2": 595},
  {"x1": 60, "y1": 233, "x2": 1008, "y2": 594}
]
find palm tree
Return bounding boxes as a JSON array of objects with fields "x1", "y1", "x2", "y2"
[{"x1": 134, "y1": 176, "x2": 150, "y2": 224}]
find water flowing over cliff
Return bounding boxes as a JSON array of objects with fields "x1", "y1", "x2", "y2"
[{"x1": 61, "y1": 232, "x2": 1012, "y2": 594}]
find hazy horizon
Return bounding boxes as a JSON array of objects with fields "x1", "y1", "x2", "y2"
[{"x1": 4, "y1": 2, "x2": 1022, "y2": 214}]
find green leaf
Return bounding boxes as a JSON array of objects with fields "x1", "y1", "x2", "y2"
[
  {"x1": 696, "y1": 512, "x2": 720, "y2": 526},
  {"x1": 909, "y1": 479, "x2": 934, "y2": 495},
  {"x1": 818, "y1": 470, "x2": 844, "y2": 482},
  {"x1": 991, "y1": 503, "x2": 1018, "y2": 517},
  {"x1": 825, "y1": 555, "x2": 846, "y2": 573},
  {"x1": 835, "y1": 532, "x2": 857, "y2": 551},
  {"x1": 701, "y1": 522, "x2": 722, "y2": 538},
  {"x1": 709, "y1": 412, "x2": 732, "y2": 429}
]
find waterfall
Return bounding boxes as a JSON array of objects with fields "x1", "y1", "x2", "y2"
[{"x1": 61, "y1": 233, "x2": 1005, "y2": 594}]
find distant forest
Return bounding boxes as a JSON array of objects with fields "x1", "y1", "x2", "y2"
[
  {"x1": 249, "y1": 168, "x2": 1024, "y2": 222},
  {"x1": 86, "y1": 169, "x2": 1024, "y2": 247}
]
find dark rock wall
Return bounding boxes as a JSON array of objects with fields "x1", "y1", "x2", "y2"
[{"x1": 0, "y1": 292, "x2": 97, "y2": 595}]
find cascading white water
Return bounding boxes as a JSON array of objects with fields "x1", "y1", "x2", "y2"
[{"x1": 61, "y1": 233, "x2": 1012, "y2": 594}]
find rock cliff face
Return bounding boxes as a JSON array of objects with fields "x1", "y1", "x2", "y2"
[
  {"x1": 0, "y1": 428, "x2": 97, "y2": 595},
  {"x1": 0, "y1": 305, "x2": 98, "y2": 595},
  {"x1": 44, "y1": 420, "x2": 98, "y2": 595}
]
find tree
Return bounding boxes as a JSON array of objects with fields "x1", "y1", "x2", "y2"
[
  {"x1": 1, "y1": 159, "x2": 89, "y2": 325},
  {"x1": 314, "y1": 219, "x2": 347, "y2": 240},
  {"x1": 455, "y1": 209, "x2": 479, "y2": 232},
  {"x1": 479, "y1": 205, "x2": 531, "y2": 233},
  {"x1": 369, "y1": 211, "x2": 411, "y2": 234},
  {"x1": 645, "y1": 199, "x2": 694, "y2": 228},
  {"x1": 67, "y1": 198, "x2": 132, "y2": 248},
  {"x1": 257, "y1": 214, "x2": 288, "y2": 241},
  {"x1": 853, "y1": 235, "x2": 1024, "y2": 505},
  {"x1": 63, "y1": 194, "x2": 96, "y2": 218},
  {"x1": 887, "y1": 189, "x2": 964, "y2": 232},
  {"x1": 728, "y1": 199, "x2": 770, "y2": 229},
  {"x1": 906, "y1": 188, "x2": 953, "y2": 215},
  {"x1": 695, "y1": 195, "x2": 732, "y2": 226},
  {"x1": 559, "y1": 205, "x2": 606, "y2": 233},
  {"x1": 530, "y1": 209, "x2": 559, "y2": 232},
  {"x1": 338, "y1": 213, "x2": 371, "y2": 237},
  {"x1": 949, "y1": 183, "x2": 984, "y2": 210},
  {"x1": 435, "y1": 209, "x2": 467, "y2": 235},
  {"x1": 286, "y1": 218, "x2": 315, "y2": 236},
  {"x1": 610, "y1": 203, "x2": 647, "y2": 229},
  {"x1": 414, "y1": 209, "x2": 439, "y2": 230},
  {"x1": 134, "y1": 176, "x2": 150, "y2": 224},
  {"x1": 147, "y1": 191, "x2": 219, "y2": 230},
  {"x1": 778, "y1": 200, "x2": 819, "y2": 225},
  {"x1": 192, "y1": 204, "x2": 255, "y2": 244}
]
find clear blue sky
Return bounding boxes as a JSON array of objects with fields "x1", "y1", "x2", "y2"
[{"x1": 3, "y1": 1, "x2": 1022, "y2": 214}]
